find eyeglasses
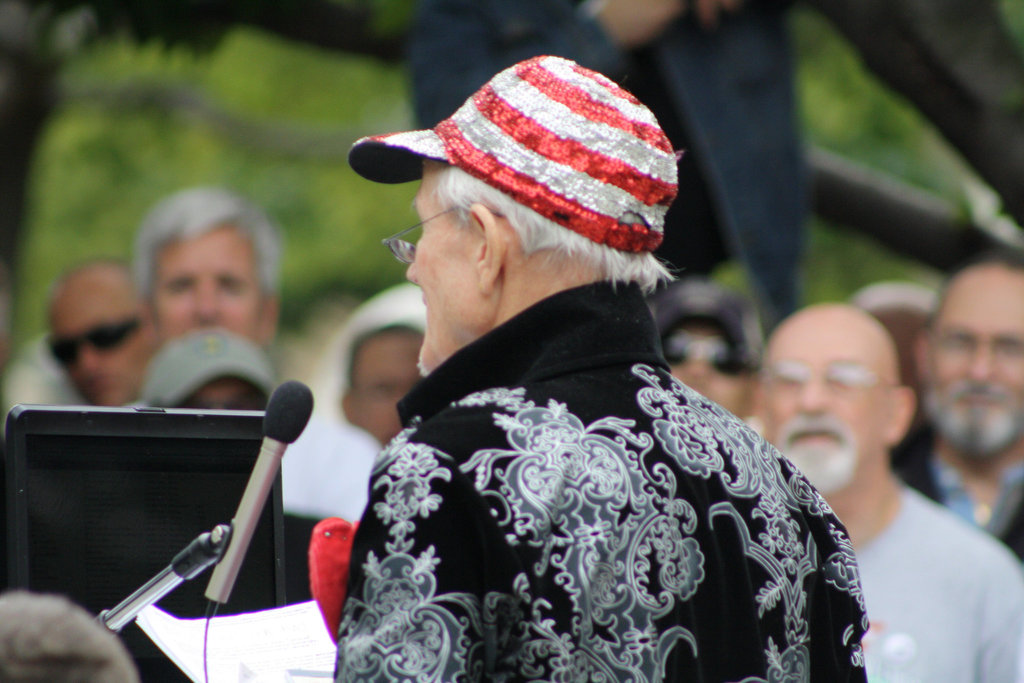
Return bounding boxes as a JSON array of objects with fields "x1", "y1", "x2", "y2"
[
  {"x1": 662, "y1": 331, "x2": 749, "y2": 375},
  {"x1": 932, "y1": 329, "x2": 1024, "y2": 366},
  {"x1": 763, "y1": 359, "x2": 879, "y2": 397},
  {"x1": 49, "y1": 318, "x2": 141, "y2": 366},
  {"x1": 382, "y1": 207, "x2": 459, "y2": 264}
]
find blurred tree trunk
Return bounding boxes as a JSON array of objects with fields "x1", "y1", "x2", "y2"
[{"x1": 0, "y1": 5, "x2": 57, "y2": 279}]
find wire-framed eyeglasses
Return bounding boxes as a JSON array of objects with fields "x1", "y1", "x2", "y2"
[
  {"x1": 382, "y1": 207, "x2": 458, "y2": 264},
  {"x1": 762, "y1": 359, "x2": 880, "y2": 398}
]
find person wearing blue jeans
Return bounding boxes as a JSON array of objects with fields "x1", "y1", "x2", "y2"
[{"x1": 409, "y1": 0, "x2": 806, "y2": 323}]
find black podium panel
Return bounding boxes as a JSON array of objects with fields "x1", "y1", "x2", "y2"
[{"x1": 5, "y1": 404, "x2": 287, "y2": 680}]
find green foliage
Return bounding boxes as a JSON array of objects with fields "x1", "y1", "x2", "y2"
[
  {"x1": 19, "y1": 27, "x2": 415, "y2": 344},
  {"x1": 1003, "y1": 0, "x2": 1024, "y2": 44},
  {"x1": 792, "y1": 7, "x2": 968, "y2": 197},
  {"x1": 368, "y1": 0, "x2": 417, "y2": 38},
  {"x1": 800, "y1": 218, "x2": 940, "y2": 303},
  {"x1": 789, "y1": 7, "x2": 969, "y2": 305},
  {"x1": 711, "y1": 7, "x2": 959, "y2": 311}
]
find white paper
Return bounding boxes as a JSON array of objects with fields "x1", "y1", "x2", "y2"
[{"x1": 135, "y1": 601, "x2": 335, "y2": 682}]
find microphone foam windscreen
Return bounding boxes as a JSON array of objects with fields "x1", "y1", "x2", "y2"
[{"x1": 263, "y1": 380, "x2": 314, "y2": 443}]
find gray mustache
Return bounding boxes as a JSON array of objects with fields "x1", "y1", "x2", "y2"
[
  {"x1": 948, "y1": 381, "x2": 1010, "y2": 402},
  {"x1": 779, "y1": 414, "x2": 850, "y2": 447}
]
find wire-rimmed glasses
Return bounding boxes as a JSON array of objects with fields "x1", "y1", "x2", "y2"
[
  {"x1": 762, "y1": 359, "x2": 880, "y2": 399},
  {"x1": 382, "y1": 207, "x2": 458, "y2": 264}
]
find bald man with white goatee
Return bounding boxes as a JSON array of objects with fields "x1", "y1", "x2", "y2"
[{"x1": 759, "y1": 304, "x2": 1024, "y2": 682}]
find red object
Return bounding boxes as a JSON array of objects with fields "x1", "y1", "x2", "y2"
[{"x1": 308, "y1": 517, "x2": 358, "y2": 641}]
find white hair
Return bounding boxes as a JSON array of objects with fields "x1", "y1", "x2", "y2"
[
  {"x1": 133, "y1": 186, "x2": 282, "y2": 299},
  {"x1": 433, "y1": 166, "x2": 672, "y2": 294}
]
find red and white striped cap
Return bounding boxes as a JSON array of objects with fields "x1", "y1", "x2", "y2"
[{"x1": 348, "y1": 55, "x2": 678, "y2": 253}]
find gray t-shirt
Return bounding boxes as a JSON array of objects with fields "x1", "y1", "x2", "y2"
[{"x1": 858, "y1": 487, "x2": 1024, "y2": 682}]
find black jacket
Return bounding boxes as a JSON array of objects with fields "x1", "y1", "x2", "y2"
[{"x1": 335, "y1": 282, "x2": 867, "y2": 682}]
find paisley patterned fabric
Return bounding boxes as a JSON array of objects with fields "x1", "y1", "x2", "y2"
[{"x1": 335, "y1": 282, "x2": 867, "y2": 682}]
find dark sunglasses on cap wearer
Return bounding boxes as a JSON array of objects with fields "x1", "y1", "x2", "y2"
[
  {"x1": 49, "y1": 318, "x2": 141, "y2": 366},
  {"x1": 662, "y1": 330, "x2": 750, "y2": 376}
]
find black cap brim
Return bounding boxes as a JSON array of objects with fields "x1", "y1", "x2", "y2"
[{"x1": 348, "y1": 130, "x2": 448, "y2": 184}]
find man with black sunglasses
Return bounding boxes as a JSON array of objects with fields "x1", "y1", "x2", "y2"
[
  {"x1": 46, "y1": 259, "x2": 155, "y2": 407},
  {"x1": 648, "y1": 276, "x2": 762, "y2": 421}
]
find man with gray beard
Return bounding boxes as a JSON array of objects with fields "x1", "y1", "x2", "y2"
[
  {"x1": 759, "y1": 303, "x2": 1024, "y2": 682},
  {"x1": 894, "y1": 250, "x2": 1024, "y2": 560}
]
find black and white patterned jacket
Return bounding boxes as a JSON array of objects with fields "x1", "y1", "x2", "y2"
[{"x1": 335, "y1": 281, "x2": 867, "y2": 682}]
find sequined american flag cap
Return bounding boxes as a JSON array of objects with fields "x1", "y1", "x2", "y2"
[{"x1": 348, "y1": 55, "x2": 678, "y2": 252}]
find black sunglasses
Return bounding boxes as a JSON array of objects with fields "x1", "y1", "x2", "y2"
[
  {"x1": 662, "y1": 330, "x2": 750, "y2": 376},
  {"x1": 49, "y1": 318, "x2": 141, "y2": 366}
]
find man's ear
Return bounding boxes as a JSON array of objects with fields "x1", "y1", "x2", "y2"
[
  {"x1": 470, "y1": 204, "x2": 514, "y2": 297},
  {"x1": 256, "y1": 294, "x2": 280, "y2": 346},
  {"x1": 913, "y1": 327, "x2": 932, "y2": 387},
  {"x1": 140, "y1": 300, "x2": 160, "y2": 341},
  {"x1": 883, "y1": 384, "x2": 917, "y2": 448},
  {"x1": 341, "y1": 389, "x2": 356, "y2": 425},
  {"x1": 136, "y1": 309, "x2": 159, "y2": 352}
]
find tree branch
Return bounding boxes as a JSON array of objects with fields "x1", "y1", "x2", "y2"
[
  {"x1": 809, "y1": 146, "x2": 1023, "y2": 270},
  {"x1": 235, "y1": 1, "x2": 406, "y2": 61},
  {"x1": 62, "y1": 80, "x2": 366, "y2": 159}
]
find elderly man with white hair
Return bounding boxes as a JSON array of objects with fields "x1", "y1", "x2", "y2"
[{"x1": 330, "y1": 55, "x2": 867, "y2": 681}]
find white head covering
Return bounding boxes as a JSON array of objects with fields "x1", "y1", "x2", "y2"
[{"x1": 309, "y1": 283, "x2": 426, "y2": 423}]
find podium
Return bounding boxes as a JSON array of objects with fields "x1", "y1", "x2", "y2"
[{"x1": 4, "y1": 405, "x2": 287, "y2": 679}]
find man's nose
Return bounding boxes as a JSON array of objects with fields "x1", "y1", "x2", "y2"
[
  {"x1": 74, "y1": 343, "x2": 105, "y2": 373},
  {"x1": 795, "y1": 376, "x2": 831, "y2": 413},
  {"x1": 193, "y1": 280, "x2": 221, "y2": 323},
  {"x1": 967, "y1": 342, "x2": 998, "y2": 382}
]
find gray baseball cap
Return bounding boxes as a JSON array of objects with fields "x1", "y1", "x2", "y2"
[{"x1": 140, "y1": 329, "x2": 275, "y2": 407}]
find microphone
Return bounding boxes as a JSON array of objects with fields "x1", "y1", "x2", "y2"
[{"x1": 205, "y1": 380, "x2": 314, "y2": 604}]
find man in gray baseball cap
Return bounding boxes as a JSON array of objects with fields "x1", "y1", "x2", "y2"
[{"x1": 139, "y1": 328, "x2": 274, "y2": 410}]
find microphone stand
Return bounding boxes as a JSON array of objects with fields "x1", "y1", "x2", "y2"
[{"x1": 97, "y1": 523, "x2": 232, "y2": 633}]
